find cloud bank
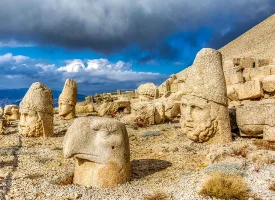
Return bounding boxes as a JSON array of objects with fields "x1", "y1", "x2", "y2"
[
  {"x1": 0, "y1": 0, "x2": 274, "y2": 53},
  {"x1": 0, "y1": 53, "x2": 167, "y2": 94}
]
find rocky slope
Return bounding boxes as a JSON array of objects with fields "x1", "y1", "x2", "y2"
[{"x1": 220, "y1": 14, "x2": 275, "y2": 60}]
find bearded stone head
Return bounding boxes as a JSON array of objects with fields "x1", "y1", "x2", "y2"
[
  {"x1": 19, "y1": 82, "x2": 53, "y2": 137},
  {"x1": 180, "y1": 48, "x2": 231, "y2": 143}
]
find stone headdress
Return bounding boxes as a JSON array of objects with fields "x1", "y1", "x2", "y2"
[
  {"x1": 183, "y1": 48, "x2": 228, "y2": 106},
  {"x1": 20, "y1": 82, "x2": 53, "y2": 114},
  {"x1": 19, "y1": 82, "x2": 53, "y2": 137},
  {"x1": 59, "y1": 78, "x2": 78, "y2": 105}
]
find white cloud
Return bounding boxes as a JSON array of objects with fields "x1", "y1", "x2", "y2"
[
  {"x1": 35, "y1": 63, "x2": 56, "y2": 71},
  {"x1": 57, "y1": 59, "x2": 85, "y2": 72},
  {"x1": 58, "y1": 58, "x2": 164, "y2": 83},
  {"x1": 0, "y1": 53, "x2": 30, "y2": 65}
]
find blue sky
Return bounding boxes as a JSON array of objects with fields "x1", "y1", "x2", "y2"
[{"x1": 0, "y1": 0, "x2": 275, "y2": 95}]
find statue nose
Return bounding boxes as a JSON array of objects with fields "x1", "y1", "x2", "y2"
[{"x1": 186, "y1": 106, "x2": 193, "y2": 122}]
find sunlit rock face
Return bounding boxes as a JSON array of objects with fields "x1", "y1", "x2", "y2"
[
  {"x1": 63, "y1": 117, "x2": 130, "y2": 188},
  {"x1": 180, "y1": 48, "x2": 232, "y2": 143},
  {"x1": 3, "y1": 105, "x2": 20, "y2": 121},
  {"x1": 19, "y1": 82, "x2": 53, "y2": 138},
  {"x1": 58, "y1": 78, "x2": 78, "y2": 120}
]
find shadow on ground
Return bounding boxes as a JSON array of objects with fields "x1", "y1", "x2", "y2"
[{"x1": 131, "y1": 159, "x2": 172, "y2": 180}]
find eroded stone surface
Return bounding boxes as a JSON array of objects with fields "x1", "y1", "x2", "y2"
[
  {"x1": 180, "y1": 48, "x2": 232, "y2": 143},
  {"x1": 235, "y1": 80, "x2": 263, "y2": 100},
  {"x1": 58, "y1": 79, "x2": 78, "y2": 120},
  {"x1": 236, "y1": 99, "x2": 275, "y2": 140},
  {"x1": 3, "y1": 105, "x2": 20, "y2": 121},
  {"x1": 262, "y1": 75, "x2": 275, "y2": 92},
  {"x1": 63, "y1": 117, "x2": 130, "y2": 188},
  {"x1": 136, "y1": 83, "x2": 159, "y2": 102},
  {"x1": 19, "y1": 82, "x2": 53, "y2": 137}
]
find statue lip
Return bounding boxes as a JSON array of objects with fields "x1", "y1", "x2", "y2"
[{"x1": 185, "y1": 123, "x2": 194, "y2": 130}]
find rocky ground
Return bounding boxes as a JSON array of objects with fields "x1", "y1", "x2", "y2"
[{"x1": 1, "y1": 115, "x2": 275, "y2": 200}]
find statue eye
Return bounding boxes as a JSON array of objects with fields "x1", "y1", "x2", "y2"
[{"x1": 100, "y1": 130, "x2": 110, "y2": 138}]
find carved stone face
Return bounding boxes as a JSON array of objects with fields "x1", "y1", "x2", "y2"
[
  {"x1": 180, "y1": 95, "x2": 217, "y2": 142},
  {"x1": 58, "y1": 101, "x2": 73, "y2": 116},
  {"x1": 19, "y1": 110, "x2": 43, "y2": 137}
]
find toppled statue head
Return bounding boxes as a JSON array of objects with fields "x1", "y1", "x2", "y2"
[
  {"x1": 4, "y1": 105, "x2": 20, "y2": 121},
  {"x1": 63, "y1": 117, "x2": 130, "y2": 188},
  {"x1": 19, "y1": 82, "x2": 53, "y2": 137},
  {"x1": 180, "y1": 48, "x2": 231, "y2": 143},
  {"x1": 58, "y1": 78, "x2": 78, "y2": 120},
  {"x1": 136, "y1": 83, "x2": 159, "y2": 102}
]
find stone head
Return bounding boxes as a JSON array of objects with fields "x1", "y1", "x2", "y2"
[
  {"x1": 180, "y1": 48, "x2": 231, "y2": 143},
  {"x1": 136, "y1": 83, "x2": 159, "y2": 102},
  {"x1": 63, "y1": 117, "x2": 130, "y2": 166},
  {"x1": 58, "y1": 78, "x2": 77, "y2": 119},
  {"x1": 4, "y1": 105, "x2": 20, "y2": 121},
  {"x1": 19, "y1": 82, "x2": 53, "y2": 137}
]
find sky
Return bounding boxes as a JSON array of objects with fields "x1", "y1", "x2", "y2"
[{"x1": 0, "y1": 0, "x2": 275, "y2": 95}]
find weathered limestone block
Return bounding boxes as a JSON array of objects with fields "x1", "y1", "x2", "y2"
[
  {"x1": 131, "y1": 102, "x2": 156, "y2": 125},
  {"x1": 156, "y1": 91, "x2": 183, "y2": 119},
  {"x1": 158, "y1": 74, "x2": 177, "y2": 96},
  {"x1": 154, "y1": 102, "x2": 165, "y2": 124},
  {"x1": 58, "y1": 78, "x2": 78, "y2": 120},
  {"x1": 121, "y1": 101, "x2": 164, "y2": 125},
  {"x1": 136, "y1": 83, "x2": 159, "y2": 101},
  {"x1": 236, "y1": 99, "x2": 275, "y2": 139},
  {"x1": 236, "y1": 101, "x2": 265, "y2": 136},
  {"x1": 224, "y1": 67, "x2": 244, "y2": 85},
  {"x1": 235, "y1": 80, "x2": 263, "y2": 100},
  {"x1": 262, "y1": 75, "x2": 275, "y2": 92},
  {"x1": 98, "y1": 99, "x2": 130, "y2": 117},
  {"x1": 227, "y1": 85, "x2": 239, "y2": 101},
  {"x1": 223, "y1": 59, "x2": 234, "y2": 71},
  {"x1": 255, "y1": 59, "x2": 274, "y2": 68},
  {"x1": 233, "y1": 57, "x2": 255, "y2": 69},
  {"x1": 63, "y1": 117, "x2": 130, "y2": 188},
  {"x1": 243, "y1": 66, "x2": 271, "y2": 82},
  {"x1": 19, "y1": 82, "x2": 53, "y2": 137},
  {"x1": 75, "y1": 96, "x2": 94, "y2": 114},
  {"x1": 180, "y1": 48, "x2": 231, "y2": 143},
  {"x1": 3, "y1": 105, "x2": 20, "y2": 121}
]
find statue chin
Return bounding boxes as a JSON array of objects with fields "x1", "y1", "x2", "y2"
[{"x1": 19, "y1": 121, "x2": 43, "y2": 137}]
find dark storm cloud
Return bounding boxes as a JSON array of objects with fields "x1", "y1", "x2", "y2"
[{"x1": 1, "y1": 0, "x2": 275, "y2": 53}]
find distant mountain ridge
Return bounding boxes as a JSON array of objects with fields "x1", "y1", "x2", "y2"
[{"x1": 0, "y1": 88, "x2": 86, "y2": 108}]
